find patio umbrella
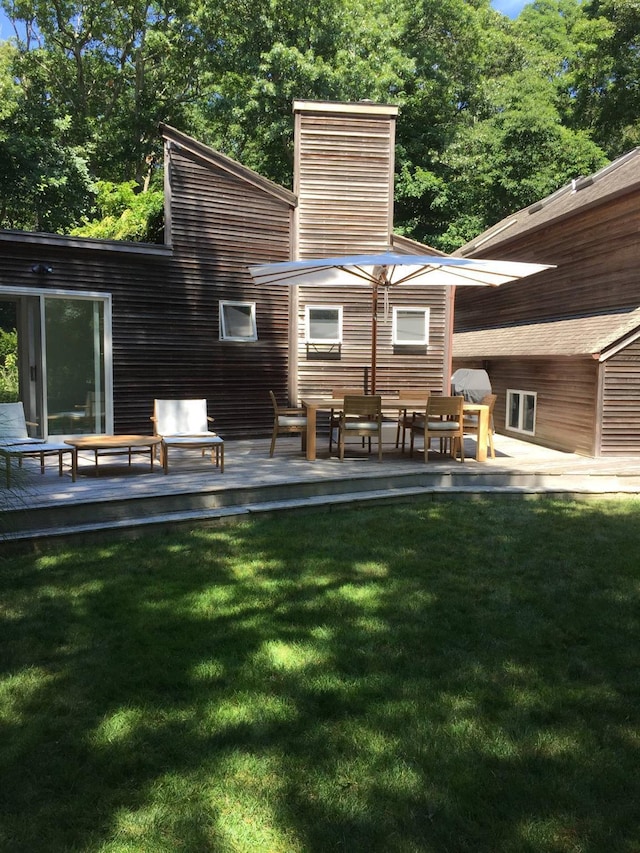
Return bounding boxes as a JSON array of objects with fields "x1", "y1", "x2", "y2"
[{"x1": 247, "y1": 252, "x2": 553, "y2": 393}]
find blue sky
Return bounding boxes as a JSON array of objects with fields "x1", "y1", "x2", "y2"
[{"x1": 492, "y1": 0, "x2": 529, "y2": 17}]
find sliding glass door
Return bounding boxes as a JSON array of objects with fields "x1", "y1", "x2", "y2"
[
  {"x1": 44, "y1": 296, "x2": 109, "y2": 436},
  {"x1": 0, "y1": 287, "x2": 112, "y2": 438}
]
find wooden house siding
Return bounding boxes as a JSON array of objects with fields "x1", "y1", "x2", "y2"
[
  {"x1": 296, "y1": 286, "x2": 450, "y2": 399},
  {"x1": 294, "y1": 108, "x2": 397, "y2": 258},
  {"x1": 601, "y1": 338, "x2": 640, "y2": 455},
  {"x1": 455, "y1": 191, "x2": 640, "y2": 331},
  {"x1": 153, "y1": 140, "x2": 295, "y2": 435},
  {"x1": 0, "y1": 133, "x2": 296, "y2": 440},
  {"x1": 292, "y1": 101, "x2": 450, "y2": 399},
  {"x1": 452, "y1": 150, "x2": 640, "y2": 457},
  {"x1": 453, "y1": 355, "x2": 598, "y2": 455}
]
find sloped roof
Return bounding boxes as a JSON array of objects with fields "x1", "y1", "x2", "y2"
[
  {"x1": 453, "y1": 307, "x2": 640, "y2": 361},
  {"x1": 391, "y1": 233, "x2": 447, "y2": 256},
  {"x1": 159, "y1": 123, "x2": 297, "y2": 207},
  {"x1": 456, "y1": 149, "x2": 640, "y2": 257}
]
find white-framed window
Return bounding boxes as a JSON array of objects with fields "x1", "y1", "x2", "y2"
[
  {"x1": 305, "y1": 305, "x2": 343, "y2": 344},
  {"x1": 219, "y1": 301, "x2": 257, "y2": 341},
  {"x1": 392, "y1": 307, "x2": 430, "y2": 346},
  {"x1": 506, "y1": 389, "x2": 537, "y2": 435}
]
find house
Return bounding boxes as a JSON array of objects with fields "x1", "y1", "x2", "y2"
[
  {"x1": 452, "y1": 149, "x2": 640, "y2": 457},
  {"x1": 0, "y1": 100, "x2": 450, "y2": 442}
]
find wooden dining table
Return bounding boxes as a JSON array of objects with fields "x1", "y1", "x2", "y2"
[{"x1": 300, "y1": 396, "x2": 490, "y2": 462}]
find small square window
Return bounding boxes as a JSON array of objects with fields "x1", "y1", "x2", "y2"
[
  {"x1": 305, "y1": 306, "x2": 342, "y2": 344},
  {"x1": 219, "y1": 301, "x2": 257, "y2": 341},
  {"x1": 392, "y1": 307, "x2": 430, "y2": 346},
  {"x1": 506, "y1": 389, "x2": 536, "y2": 435}
]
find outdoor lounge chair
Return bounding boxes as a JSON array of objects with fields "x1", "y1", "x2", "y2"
[
  {"x1": 151, "y1": 399, "x2": 224, "y2": 474},
  {"x1": 0, "y1": 402, "x2": 75, "y2": 485},
  {"x1": 0, "y1": 401, "x2": 43, "y2": 445}
]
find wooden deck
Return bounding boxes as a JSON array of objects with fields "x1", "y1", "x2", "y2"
[{"x1": 3, "y1": 429, "x2": 640, "y2": 550}]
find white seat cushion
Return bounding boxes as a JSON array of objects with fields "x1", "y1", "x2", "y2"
[
  {"x1": 162, "y1": 435, "x2": 222, "y2": 446},
  {"x1": 278, "y1": 416, "x2": 307, "y2": 427},
  {"x1": 344, "y1": 420, "x2": 379, "y2": 430}
]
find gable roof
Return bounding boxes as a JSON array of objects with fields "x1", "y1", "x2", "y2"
[
  {"x1": 456, "y1": 149, "x2": 640, "y2": 257},
  {"x1": 453, "y1": 307, "x2": 640, "y2": 362},
  {"x1": 159, "y1": 123, "x2": 297, "y2": 208}
]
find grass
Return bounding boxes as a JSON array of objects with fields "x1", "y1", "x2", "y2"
[{"x1": 1, "y1": 496, "x2": 640, "y2": 853}]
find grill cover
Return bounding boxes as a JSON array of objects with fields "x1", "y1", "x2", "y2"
[{"x1": 451, "y1": 368, "x2": 492, "y2": 402}]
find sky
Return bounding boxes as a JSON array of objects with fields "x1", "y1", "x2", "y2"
[{"x1": 492, "y1": 0, "x2": 529, "y2": 16}]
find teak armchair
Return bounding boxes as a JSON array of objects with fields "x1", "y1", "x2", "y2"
[
  {"x1": 0, "y1": 402, "x2": 75, "y2": 485},
  {"x1": 269, "y1": 391, "x2": 307, "y2": 457},
  {"x1": 329, "y1": 387, "x2": 364, "y2": 453},
  {"x1": 409, "y1": 395, "x2": 465, "y2": 462},
  {"x1": 338, "y1": 395, "x2": 383, "y2": 462},
  {"x1": 152, "y1": 399, "x2": 224, "y2": 474},
  {"x1": 395, "y1": 388, "x2": 431, "y2": 452},
  {"x1": 464, "y1": 393, "x2": 497, "y2": 459}
]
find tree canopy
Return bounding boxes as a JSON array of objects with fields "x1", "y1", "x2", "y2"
[{"x1": 0, "y1": 0, "x2": 627, "y2": 248}]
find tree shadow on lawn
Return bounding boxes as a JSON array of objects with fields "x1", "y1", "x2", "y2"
[{"x1": 1, "y1": 497, "x2": 639, "y2": 852}]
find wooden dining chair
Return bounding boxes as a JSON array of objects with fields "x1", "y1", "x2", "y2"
[
  {"x1": 329, "y1": 387, "x2": 364, "y2": 452},
  {"x1": 269, "y1": 391, "x2": 308, "y2": 457},
  {"x1": 338, "y1": 395, "x2": 383, "y2": 461},
  {"x1": 409, "y1": 395, "x2": 465, "y2": 462},
  {"x1": 463, "y1": 393, "x2": 497, "y2": 459},
  {"x1": 395, "y1": 389, "x2": 431, "y2": 452}
]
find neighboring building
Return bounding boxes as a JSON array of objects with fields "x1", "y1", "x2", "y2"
[
  {"x1": 0, "y1": 100, "x2": 449, "y2": 441},
  {"x1": 452, "y1": 149, "x2": 640, "y2": 457}
]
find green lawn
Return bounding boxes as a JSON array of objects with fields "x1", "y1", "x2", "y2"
[{"x1": 1, "y1": 497, "x2": 639, "y2": 853}]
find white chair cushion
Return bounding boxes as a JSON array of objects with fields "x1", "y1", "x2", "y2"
[
  {"x1": 344, "y1": 420, "x2": 379, "y2": 430},
  {"x1": 155, "y1": 399, "x2": 210, "y2": 434},
  {"x1": 278, "y1": 416, "x2": 307, "y2": 427},
  {"x1": 0, "y1": 441, "x2": 71, "y2": 454},
  {"x1": 162, "y1": 435, "x2": 222, "y2": 446}
]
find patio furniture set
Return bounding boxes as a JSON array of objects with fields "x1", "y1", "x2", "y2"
[
  {"x1": 0, "y1": 399, "x2": 223, "y2": 485},
  {"x1": 270, "y1": 390, "x2": 496, "y2": 463},
  {"x1": 1, "y1": 391, "x2": 495, "y2": 485}
]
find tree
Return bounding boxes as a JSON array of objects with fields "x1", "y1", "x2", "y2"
[
  {"x1": 571, "y1": 0, "x2": 640, "y2": 156},
  {"x1": 1, "y1": 0, "x2": 206, "y2": 182},
  {"x1": 187, "y1": 0, "x2": 412, "y2": 186},
  {"x1": 0, "y1": 41, "x2": 94, "y2": 231},
  {"x1": 394, "y1": 0, "x2": 608, "y2": 249},
  {"x1": 71, "y1": 179, "x2": 163, "y2": 242}
]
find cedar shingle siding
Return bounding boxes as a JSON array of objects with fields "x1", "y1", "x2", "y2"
[{"x1": 453, "y1": 149, "x2": 640, "y2": 456}]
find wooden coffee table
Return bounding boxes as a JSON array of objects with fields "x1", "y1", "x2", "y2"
[{"x1": 65, "y1": 435, "x2": 162, "y2": 478}]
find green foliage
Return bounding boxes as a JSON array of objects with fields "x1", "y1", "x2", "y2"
[
  {"x1": 0, "y1": 0, "x2": 627, "y2": 246},
  {"x1": 572, "y1": 0, "x2": 640, "y2": 156},
  {"x1": 0, "y1": 328, "x2": 18, "y2": 402},
  {"x1": 71, "y1": 180, "x2": 164, "y2": 242}
]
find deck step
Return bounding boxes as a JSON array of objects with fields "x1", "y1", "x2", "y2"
[{"x1": 4, "y1": 474, "x2": 640, "y2": 549}]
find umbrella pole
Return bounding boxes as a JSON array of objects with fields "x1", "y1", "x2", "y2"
[{"x1": 371, "y1": 282, "x2": 378, "y2": 394}]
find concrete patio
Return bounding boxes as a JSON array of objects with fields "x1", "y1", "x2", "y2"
[{"x1": 3, "y1": 428, "x2": 640, "y2": 550}]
